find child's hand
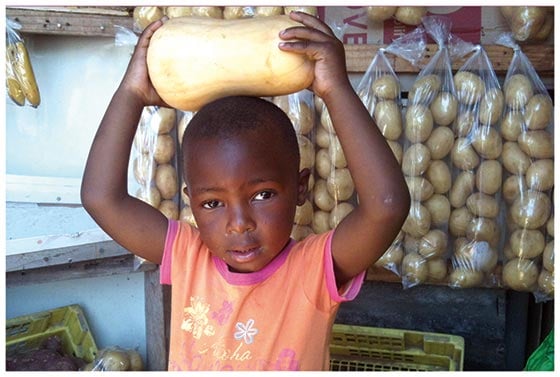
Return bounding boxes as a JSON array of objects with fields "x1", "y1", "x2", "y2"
[
  {"x1": 120, "y1": 17, "x2": 169, "y2": 107},
  {"x1": 278, "y1": 11, "x2": 350, "y2": 99}
]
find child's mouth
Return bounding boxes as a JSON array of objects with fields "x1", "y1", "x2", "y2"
[{"x1": 227, "y1": 246, "x2": 262, "y2": 263}]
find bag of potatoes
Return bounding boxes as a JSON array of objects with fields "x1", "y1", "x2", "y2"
[
  {"x1": 355, "y1": 27, "x2": 427, "y2": 277},
  {"x1": 398, "y1": 16, "x2": 474, "y2": 289},
  {"x1": 448, "y1": 45, "x2": 505, "y2": 289},
  {"x1": 495, "y1": 33, "x2": 554, "y2": 300}
]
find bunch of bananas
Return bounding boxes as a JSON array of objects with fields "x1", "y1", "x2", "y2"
[{"x1": 6, "y1": 24, "x2": 40, "y2": 107}]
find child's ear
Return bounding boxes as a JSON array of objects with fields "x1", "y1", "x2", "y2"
[{"x1": 297, "y1": 168, "x2": 311, "y2": 206}]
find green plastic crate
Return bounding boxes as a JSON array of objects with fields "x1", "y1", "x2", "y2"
[
  {"x1": 6, "y1": 305, "x2": 98, "y2": 363},
  {"x1": 330, "y1": 324, "x2": 464, "y2": 371}
]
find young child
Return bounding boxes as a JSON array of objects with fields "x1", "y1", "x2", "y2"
[{"x1": 81, "y1": 12, "x2": 410, "y2": 371}]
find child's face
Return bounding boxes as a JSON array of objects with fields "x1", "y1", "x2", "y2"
[{"x1": 184, "y1": 130, "x2": 307, "y2": 273}]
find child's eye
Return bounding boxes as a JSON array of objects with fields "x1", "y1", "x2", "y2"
[
  {"x1": 202, "y1": 200, "x2": 222, "y2": 209},
  {"x1": 254, "y1": 190, "x2": 275, "y2": 201}
]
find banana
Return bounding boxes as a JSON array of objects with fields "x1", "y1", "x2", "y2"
[
  {"x1": 7, "y1": 41, "x2": 40, "y2": 107},
  {"x1": 5, "y1": 51, "x2": 25, "y2": 106}
]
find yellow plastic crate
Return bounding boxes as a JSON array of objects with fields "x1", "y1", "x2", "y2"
[
  {"x1": 330, "y1": 324, "x2": 464, "y2": 371},
  {"x1": 6, "y1": 305, "x2": 98, "y2": 363}
]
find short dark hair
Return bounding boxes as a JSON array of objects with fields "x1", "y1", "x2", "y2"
[{"x1": 182, "y1": 95, "x2": 300, "y2": 166}]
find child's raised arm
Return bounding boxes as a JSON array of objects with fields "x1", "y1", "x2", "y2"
[
  {"x1": 280, "y1": 12, "x2": 410, "y2": 287},
  {"x1": 81, "y1": 19, "x2": 169, "y2": 264}
]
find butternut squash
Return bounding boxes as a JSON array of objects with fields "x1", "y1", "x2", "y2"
[{"x1": 147, "y1": 16, "x2": 314, "y2": 111}]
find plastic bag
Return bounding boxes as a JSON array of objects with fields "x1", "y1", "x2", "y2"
[
  {"x1": 6, "y1": 18, "x2": 41, "y2": 107},
  {"x1": 496, "y1": 33, "x2": 554, "y2": 300},
  {"x1": 272, "y1": 90, "x2": 317, "y2": 241},
  {"x1": 398, "y1": 16, "x2": 473, "y2": 289},
  {"x1": 82, "y1": 346, "x2": 143, "y2": 371},
  {"x1": 525, "y1": 329, "x2": 554, "y2": 371},
  {"x1": 355, "y1": 27, "x2": 427, "y2": 277},
  {"x1": 447, "y1": 44, "x2": 504, "y2": 289},
  {"x1": 177, "y1": 110, "x2": 197, "y2": 228},
  {"x1": 499, "y1": 6, "x2": 554, "y2": 43}
]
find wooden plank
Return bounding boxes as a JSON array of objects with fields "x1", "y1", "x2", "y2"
[
  {"x1": 5, "y1": 254, "x2": 144, "y2": 287},
  {"x1": 345, "y1": 44, "x2": 554, "y2": 76},
  {"x1": 144, "y1": 268, "x2": 170, "y2": 371},
  {"x1": 6, "y1": 7, "x2": 134, "y2": 37}
]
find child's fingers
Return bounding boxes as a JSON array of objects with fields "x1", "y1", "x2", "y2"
[{"x1": 287, "y1": 10, "x2": 335, "y2": 37}]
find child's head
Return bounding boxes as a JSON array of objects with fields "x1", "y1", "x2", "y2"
[{"x1": 182, "y1": 96, "x2": 310, "y2": 273}]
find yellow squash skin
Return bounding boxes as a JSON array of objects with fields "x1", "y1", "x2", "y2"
[{"x1": 147, "y1": 15, "x2": 314, "y2": 111}]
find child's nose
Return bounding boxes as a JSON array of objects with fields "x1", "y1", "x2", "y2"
[{"x1": 226, "y1": 204, "x2": 256, "y2": 234}]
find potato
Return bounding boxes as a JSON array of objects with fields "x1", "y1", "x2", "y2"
[
  {"x1": 297, "y1": 135, "x2": 315, "y2": 170},
  {"x1": 454, "y1": 111, "x2": 476, "y2": 137},
  {"x1": 367, "y1": 6, "x2": 397, "y2": 22},
  {"x1": 387, "y1": 140, "x2": 403, "y2": 165},
  {"x1": 312, "y1": 210, "x2": 331, "y2": 234},
  {"x1": 405, "y1": 176, "x2": 434, "y2": 202},
  {"x1": 133, "y1": 153, "x2": 156, "y2": 185},
  {"x1": 405, "y1": 104, "x2": 433, "y2": 143},
  {"x1": 466, "y1": 217, "x2": 500, "y2": 247},
  {"x1": 533, "y1": 12, "x2": 554, "y2": 41},
  {"x1": 403, "y1": 234, "x2": 421, "y2": 254},
  {"x1": 154, "y1": 134, "x2": 176, "y2": 164},
  {"x1": 425, "y1": 126, "x2": 454, "y2": 160},
  {"x1": 424, "y1": 194, "x2": 451, "y2": 227},
  {"x1": 164, "y1": 6, "x2": 193, "y2": 18},
  {"x1": 180, "y1": 205, "x2": 197, "y2": 227},
  {"x1": 99, "y1": 348, "x2": 131, "y2": 371},
  {"x1": 430, "y1": 92, "x2": 458, "y2": 126},
  {"x1": 134, "y1": 6, "x2": 164, "y2": 31},
  {"x1": 537, "y1": 269, "x2": 554, "y2": 296},
  {"x1": 524, "y1": 94, "x2": 553, "y2": 130},
  {"x1": 546, "y1": 216, "x2": 554, "y2": 237},
  {"x1": 509, "y1": 6, "x2": 548, "y2": 41},
  {"x1": 154, "y1": 107, "x2": 177, "y2": 134},
  {"x1": 254, "y1": 6, "x2": 284, "y2": 17},
  {"x1": 427, "y1": 257, "x2": 448, "y2": 281},
  {"x1": 510, "y1": 190, "x2": 552, "y2": 229},
  {"x1": 315, "y1": 148, "x2": 331, "y2": 179},
  {"x1": 454, "y1": 71, "x2": 485, "y2": 105},
  {"x1": 294, "y1": 199, "x2": 313, "y2": 225},
  {"x1": 327, "y1": 168, "x2": 355, "y2": 201},
  {"x1": 374, "y1": 100, "x2": 402, "y2": 141},
  {"x1": 402, "y1": 202, "x2": 431, "y2": 238},
  {"x1": 315, "y1": 126, "x2": 331, "y2": 149},
  {"x1": 502, "y1": 258, "x2": 539, "y2": 291},
  {"x1": 223, "y1": 6, "x2": 255, "y2": 19},
  {"x1": 155, "y1": 164, "x2": 178, "y2": 199},
  {"x1": 313, "y1": 179, "x2": 335, "y2": 212},
  {"x1": 449, "y1": 171, "x2": 475, "y2": 208},
  {"x1": 401, "y1": 143, "x2": 431, "y2": 176},
  {"x1": 449, "y1": 268, "x2": 484, "y2": 288},
  {"x1": 518, "y1": 130, "x2": 554, "y2": 159},
  {"x1": 136, "y1": 186, "x2": 162, "y2": 208},
  {"x1": 471, "y1": 126, "x2": 503, "y2": 160},
  {"x1": 394, "y1": 6, "x2": 427, "y2": 26},
  {"x1": 501, "y1": 142, "x2": 531, "y2": 175},
  {"x1": 466, "y1": 192, "x2": 500, "y2": 218},
  {"x1": 509, "y1": 228, "x2": 545, "y2": 259},
  {"x1": 526, "y1": 159, "x2": 554, "y2": 191},
  {"x1": 479, "y1": 87, "x2": 505, "y2": 126},
  {"x1": 449, "y1": 207, "x2": 472, "y2": 237},
  {"x1": 542, "y1": 241, "x2": 554, "y2": 272},
  {"x1": 291, "y1": 224, "x2": 313, "y2": 241},
  {"x1": 500, "y1": 111, "x2": 524, "y2": 141},
  {"x1": 191, "y1": 6, "x2": 223, "y2": 18},
  {"x1": 375, "y1": 243, "x2": 404, "y2": 268},
  {"x1": 425, "y1": 160, "x2": 451, "y2": 194},
  {"x1": 401, "y1": 252, "x2": 428, "y2": 285},
  {"x1": 328, "y1": 136, "x2": 347, "y2": 169},
  {"x1": 504, "y1": 74, "x2": 533, "y2": 109},
  {"x1": 320, "y1": 108, "x2": 335, "y2": 133},
  {"x1": 408, "y1": 74, "x2": 441, "y2": 104},
  {"x1": 289, "y1": 101, "x2": 314, "y2": 135},
  {"x1": 418, "y1": 229, "x2": 448, "y2": 258},
  {"x1": 451, "y1": 138, "x2": 480, "y2": 171},
  {"x1": 476, "y1": 160, "x2": 502, "y2": 195},
  {"x1": 159, "y1": 199, "x2": 179, "y2": 219},
  {"x1": 454, "y1": 240, "x2": 498, "y2": 273},
  {"x1": 283, "y1": 6, "x2": 318, "y2": 16},
  {"x1": 372, "y1": 74, "x2": 400, "y2": 100},
  {"x1": 329, "y1": 202, "x2": 355, "y2": 228}
]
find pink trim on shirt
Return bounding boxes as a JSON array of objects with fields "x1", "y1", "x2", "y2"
[
  {"x1": 323, "y1": 231, "x2": 366, "y2": 302},
  {"x1": 159, "y1": 219, "x2": 178, "y2": 285}
]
